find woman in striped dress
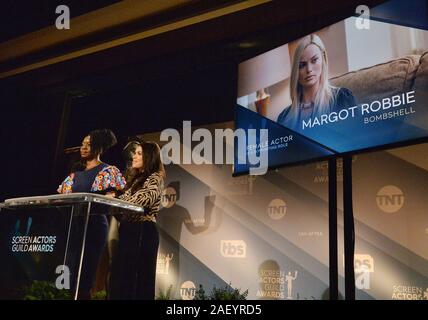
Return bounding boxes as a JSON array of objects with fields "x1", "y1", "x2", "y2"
[{"x1": 109, "y1": 140, "x2": 165, "y2": 300}]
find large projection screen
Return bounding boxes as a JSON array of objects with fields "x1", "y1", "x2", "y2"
[{"x1": 234, "y1": 1, "x2": 428, "y2": 175}]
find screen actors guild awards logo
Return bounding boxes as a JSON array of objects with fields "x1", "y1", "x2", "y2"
[
  {"x1": 226, "y1": 175, "x2": 255, "y2": 195},
  {"x1": 11, "y1": 217, "x2": 57, "y2": 253},
  {"x1": 156, "y1": 253, "x2": 174, "y2": 275},
  {"x1": 161, "y1": 187, "x2": 177, "y2": 208},
  {"x1": 267, "y1": 199, "x2": 287, "y2": 220},
  {"x1": 285, "y1": 271, "x2": 298, "y2": 299},
  {"x1": 376, "y1": 185, "x2": 404, "y2": 213},
  {"x1": 257, "y1": 261, "x2": 285, "y2": 299},
  {"x1": 392, "y1": 285, "x2": 427, "y2": 300},
  {"x1": 180, "y1": 281, "x2": 196, "y2": 300}
]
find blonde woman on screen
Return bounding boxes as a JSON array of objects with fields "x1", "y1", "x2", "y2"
[{"x1": 277, "y1": 34, "x2": 356, "y2": 131}]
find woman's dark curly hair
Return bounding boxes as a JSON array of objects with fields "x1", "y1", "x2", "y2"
[
  {"x1": 71, "y1": 128, "x2": 117, "y2": 172},
  {"x1": 88, "y1": 128, "x2": 117, "y2": 157},
  {"x1": 124, "y1": 140, "x2": 165, "y2": 193}
]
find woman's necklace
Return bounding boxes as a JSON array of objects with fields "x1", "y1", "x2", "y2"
[
  {"x1": 300, "y1": 101, "x2": 314, "y2": 110},
  {"x1": 300, "y1": 101, "x2": 315, "y2": 118}
]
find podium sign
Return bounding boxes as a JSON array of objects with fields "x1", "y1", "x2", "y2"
[{"x1": 0, "y1": 193, "x2": 143, "y2": 300}]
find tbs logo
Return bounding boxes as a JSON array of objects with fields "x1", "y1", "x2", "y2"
[{"x1": 221, "y1": 240, "x2": 247, "y2": 258}]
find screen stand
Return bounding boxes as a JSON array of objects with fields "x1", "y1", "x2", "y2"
[
  {"x1": 343, "y1": 155, "x2": 355, "y2": 300},
  {"x1": 328, "y1": 158, "x2": 338, "y2": 300}
]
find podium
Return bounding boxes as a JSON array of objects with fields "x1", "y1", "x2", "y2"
[{"x1": 0, "y1": 193, "x2": 143, "y2": 300}]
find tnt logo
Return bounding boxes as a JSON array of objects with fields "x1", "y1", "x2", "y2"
[
  {"x1": 376, "y1": 185, "x2": 404, "y2": 213},
  {"x1": 161, "y1": 187, "x2": 177, "y2": 208},
  {"x1": 221, "y1": 240, "x2": 247, "y2": 258},
  {"x1": 354, "y1": 254, "x2": 374, "y2": 290},
  {"x1": 267, "y1": 199, "x2": 287, "y2": 220},
  {"x1": 180, "y1": 281, "x2": 196, "y2": 300}
]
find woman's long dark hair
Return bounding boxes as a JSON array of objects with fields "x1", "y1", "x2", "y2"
[
  {"x1": 124, "y1": 141, "x2": 165, "y2": 193},
  {"x1": 71, "y1": 128, "x2": 117, "y2": 172}
]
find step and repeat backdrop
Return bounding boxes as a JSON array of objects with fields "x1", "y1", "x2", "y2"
[
  {"x1": 150, "y1": 126, "x2": 428, "y2": 300},
  {"x1": 0, "y1": 133, "x2": 426, "y2": 300}
]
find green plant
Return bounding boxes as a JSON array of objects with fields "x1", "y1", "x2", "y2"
[
  {"x1": 296, "y1": 293, "x2": 316, "y2": 300},
  {"x1": 156, "y1": 285, "x2": 174, "y2": 300},
  {"x1": 194, "y1": 284, "x2": 208, "y2": 300},
  {"x1": 21, "y1": 281, "x2": 71, "y2": 300},
  {"x1": 194, "y1": 282, "x2": 248, "y2": 300},
  {"x1": 91, "y1": 290, "x2": 107, "y2": 300}
]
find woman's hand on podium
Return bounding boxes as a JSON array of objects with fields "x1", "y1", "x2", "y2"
[{"x1": 106, "y1": 191, "x2": 116, "y2": 198}]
